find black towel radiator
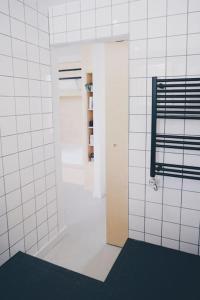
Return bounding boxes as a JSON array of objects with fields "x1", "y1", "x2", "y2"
[{"x1": 150, "y1": 77, "x2": 200, "y2": 188}]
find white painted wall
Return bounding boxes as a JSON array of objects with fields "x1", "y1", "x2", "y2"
[
  {"x1": 52, "y1": 42, "x2": 107, "y2": 199},
  {"x1": 59, "y1": 97, "x2": 83, "y2": 145}
]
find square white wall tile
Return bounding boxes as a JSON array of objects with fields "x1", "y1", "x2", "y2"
[
  {"x1": 20, "y1": 167, "x2": 34, "y2": 186},
  {"x1": 130, "y1": 97, "x2": 147, "y2": 115},
  {"x1": 181, "y1": 209, "x2": 200, "y2": 227},
  {"x1": 37, "y1": 221, "x2": 48, "y2": 240},
  {"x1": 96, "y1": 26, "x2": 111, "y2": 39},
  {"x1": 189, "y1": 0, "x2": 200, "y2": 12},
  {"x1": 145, "y1": 218, "x2": 162, "y2": 236},
  {"x1": 25, "y1": 230, "x2": 37, "y2": 250},
  {"x1": 24, "y1": 214, "x2": 36, "y2": 235},
  {"x1": 3, "y1": 154, "x2": 19, "y2": 175},
  {"x1": 18, "y1": 133, "x2": 31, "y2": 151},
  {"x1": 9, "y1": 0, "x2": 25, "y2": 22},
  {"x1": 13, "y1": 58, "x2": 28, "y2": 78},
  {"x1": 180, "y1": 226, "x2": 199, "y2": 245},
  {"x1": 38, "y1": 14, "x2": 49, "y2": 33},
  {"x1": 148, "y1": 37, "x2": 166, "y2": 58},
  {"x1": 148, "y1": 57, "x2": 166, "y2": 77},
  {"x1": 1, "y1": 135, "x2": 18, "y2": 156},
  {"x1": 0, "y1": 233, "x2": 9, "y2": 254},
  {"x1": 11, "y1": 19, "x2": 26, "y2": 41},
  {"x1": 51, "y1": 4, "x2": 66, "y2": 16},
  {"x1": 66, "y1": 1, "x2": 80, "y2": 13},
  {"x1": 53, "y1": 16, "x2": 66, "y2": 33},
  {"x1": 0, "y1": 196, "x2": 6, "y2": 217},
  {"x1": 21, "y1": 183, "x2": 34, "y2": 203},
  {"x1": 81, "y1": 28, "x2": 95, "y2": 40},
  {"x1": 6, "y1": 189, "x2": 21, "y2": 211},
  {"x1": 188, "y1": 34, "x2": 200, "y2": 55},
  {"x1": 7, "y1": 206, "x2": 23, "y2": 229},
  {"x1": 162, "y1": 238, "x2": 179, "y2": 250},
  {"x1": 9, "y1": 222, "x2": 24, "y2": 246},
  {"x1": 0, "y1": 34, "x2": 11, "y2": 56},
  {"x1": 146, "y1": 186, "x2": 163, "y2": 204},
  {"x1": 163, "y1": 188, "x2": 181, "y2": 207},
  {"x1": 167, "y1": 56, "x2": 186, "y2": 76},
  {"x1": 145, "y1": 234, "x2": 161, "y2": 246},
  {"x1": 81, "y1": 0, "x2": 95, "y2": 11},
  {"x1": 167, "y1": 14, "x2": 187, "y2": 36},
  {"x1": 25, "y1": 6, "x2": 37, "y2": 27},
  {"x1": 23, "y1": 198, "x2": 35, "y2": 219},
  {"x1": 4, "y1": 171, "x2": 20, "y2": 193},
  {"x1": 129, "y1": 199, "x2": 145, "y2": 216},
  {"x1": 0, "y1": 116, "x2": 17, "y2": 136},
  {"x1": 162, "y1": 222, "x2": 180, "y2": 240},
  {"x1": 0, "y1": 0, "x2": 9, "y2": 15},
  {"x1": 113, "y1": 22, "x2": 128, "y2": 36},
  {"x1": 129, "y1": 215, "x2": 144, "y2": 232},
  {"x1": 130, "y1": 0, "x2": 147, "y2": 21},
  {"x1": 129, "y1": 166, "x2": 146, "y2": 184},
  {"x1": 180, "y1": 242, "x2": 198, "y2": 255},
  {"x1": 0, "y1": 55, "x2": 13, "y2": 77},
  {"x1": 167, "y1": 35, "x2": 187, "y2": 56},
  {"x1": 146, "y1": 202, "x2": 162, "y2": 220},
  {"x1": 187, "y1": 55, "x2": 200, "y2": 75},
  {"x1": 163, "y1": 205, "x2": 180, "y2": 224},
  {"x1": 16, "y1": 98, "x2": 29, "y2": 115},
  {"x1": 129, "y1": 40, "x2": 147, "y2": 59},
  {"x1": 0, "y1": 12, "x2": 10, "y2": 36},
  {"x1": 0, "y1": 215, "x2": 7, "y2": 235},
  {"x1": 148, "y1": 17, "x2": 166, "y2": 38},
  {"x1": 96, "y1": 7, "x2": 111, "y2": 27},
  {"x1": 130, "y1": 19, "x2": 147, "y2": 40},
  {"x1": 96, "y1": 0, "x2": 111, "y2": 8},
  {"x1": 112, "y1": 3, "x2": 128, "y2": 24},
  {"x1": 0, "y1": 250, "x2": 9, "y2": 266},
  {"x1": 148, "y1": 0, "x2": 166, "y2": 18},
  {"x1": 188, "y1": 12, "x2": 200, "y2": 34},
  {"x1": 67, "y1": 13, "x2": 80, "y2": 31},
  {"x1": 81, "y1": 10, "x2": 95, "y2": 29},
  {"x1": 168, "y1": 0, "x2": 188, "y2": 15}
]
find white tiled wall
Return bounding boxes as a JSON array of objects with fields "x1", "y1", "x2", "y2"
[
  {"x1": 49, "y1": 0, "x2": 200, "y2": 255},
  {"x1": 49, "y1": 0, "x2": 129, "y2": 44},
  {"x1": 0, "y1": 0, "x2": 58, "y2": 266},
  {"x1": 128, "y1": 0, "x2": 200, "y2": 255}
]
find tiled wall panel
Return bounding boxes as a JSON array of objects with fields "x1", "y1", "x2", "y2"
[
  {"x1": 0, "y1": 0, "x2": 58, "y2": 266},
  {"x1": 49, "y1": 0, "x2": 129, "y2": 44},
  {"x1": 129, "y1": 0, "x2": 200, "y2": 255}
]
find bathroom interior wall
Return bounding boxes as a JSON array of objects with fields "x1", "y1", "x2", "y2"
[
  {"x1": 49, "y1": 0, "x2": 200, "y2": 255},
  {"x1": 128, "y1": 0, "x2": 200, "y2": 255},
  {"x1": 59, "y1": 97, "x2": 83, "y2": 146},
  {"x1": 0, "y1": 0, "x2": 59, "y2": 266}
]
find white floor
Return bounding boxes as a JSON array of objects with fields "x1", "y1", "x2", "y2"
[{"x1": 44, "y1": 183, "x2": 121, "y2": 281}]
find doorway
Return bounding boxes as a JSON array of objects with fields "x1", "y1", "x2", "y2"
[{"x1": 47, "y1": 40, "x2": 128, "y2": 279}]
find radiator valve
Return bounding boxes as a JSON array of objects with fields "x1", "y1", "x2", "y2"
[{"x1": 149, "y1": 177, "x2": 158, "y2": 191}]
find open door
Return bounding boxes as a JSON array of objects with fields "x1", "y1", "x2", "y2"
[{"x1": 106, "y1": 41, "x2": 129, "y2": 247}]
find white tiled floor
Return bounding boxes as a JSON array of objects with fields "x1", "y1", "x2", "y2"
[{"x1": 44, "y1": 183, "x2": 121, "y2": 281}]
